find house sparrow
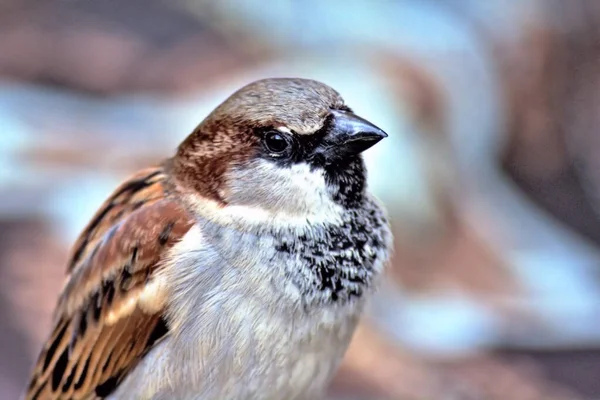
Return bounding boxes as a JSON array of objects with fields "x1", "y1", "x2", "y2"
[{"x1": 24, "y1": 78, "x2": 391, "y2": 400}]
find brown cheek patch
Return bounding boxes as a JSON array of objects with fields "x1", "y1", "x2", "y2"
[
  {"x1": 173, "y1": 122, "x2": 259, "y2": 204},
  {"x1": 180, "y1": 156, "x2": 229, "y2": 204}
]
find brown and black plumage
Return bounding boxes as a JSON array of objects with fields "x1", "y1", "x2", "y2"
[
  {"x1": 26, "y1": 167, "x2": 193, "y2": 399},
  {"x1": 23, "y1": 78, "x2": 391, "y2": 400}
]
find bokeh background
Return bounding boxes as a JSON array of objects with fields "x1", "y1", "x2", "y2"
[{"x1": 2, "y1": 1, "x2": 600, "y2": 399}]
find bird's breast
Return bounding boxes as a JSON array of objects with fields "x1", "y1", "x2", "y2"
[{"x1": 117, "y1": 223, "x2": 364, "y2": 399}]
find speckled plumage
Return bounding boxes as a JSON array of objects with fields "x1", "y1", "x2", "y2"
[{"x1": 23, "y1": 78, "x2": 391, "y2": 400}]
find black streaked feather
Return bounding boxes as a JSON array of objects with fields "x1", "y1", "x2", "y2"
[{"x1": 42, "y1": 322, "x2": 68, "y2": 372}]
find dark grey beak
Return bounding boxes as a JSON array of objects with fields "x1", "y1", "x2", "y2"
[{"x1": 314, "y1": 110, "x2": 387, "y2": 163}]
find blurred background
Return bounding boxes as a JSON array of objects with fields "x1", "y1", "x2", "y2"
[{"x1": 2, "y1": 0, "x2": 600, "y2": 399}]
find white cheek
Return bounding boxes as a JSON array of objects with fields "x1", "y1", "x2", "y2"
[
  {"x1": 186, "y1": 161, "x2": 344, "y2": 231},
  {"x1": 227, "y1": 160, "x2": 329, "y2": 210}
]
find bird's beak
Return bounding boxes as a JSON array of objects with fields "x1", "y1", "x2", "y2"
[{"x1": 316, "y1": 110, "x2": 388, "y2": 162}]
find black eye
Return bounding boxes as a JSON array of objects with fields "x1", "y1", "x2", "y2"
[{"x1": 264, "y1": 131, "x2": 290, "y2": 155}]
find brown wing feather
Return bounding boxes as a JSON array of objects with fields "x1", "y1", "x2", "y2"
[{"x1": 25, "y1": 166, "x2": 193, "y2": 400}]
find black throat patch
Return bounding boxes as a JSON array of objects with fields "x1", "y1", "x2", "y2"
[{"x1": 275, "y1": 197, "x2": 388, "y2": 305}]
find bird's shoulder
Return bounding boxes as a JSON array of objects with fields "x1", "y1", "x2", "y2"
[{"x1": 25, "y1": 165, "x2": 194, "y2": 400}]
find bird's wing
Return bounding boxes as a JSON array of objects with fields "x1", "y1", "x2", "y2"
[{"x1": 25, "y1": 166, "x2": 194, "y2": 400}]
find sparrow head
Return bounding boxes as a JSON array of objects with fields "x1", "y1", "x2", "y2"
[{"x1": 170, "y1": 78, "x2": 387, "y2": 231}]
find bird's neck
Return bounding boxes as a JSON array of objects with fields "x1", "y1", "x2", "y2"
[{"x1": 194, "y1": 196, "x2": 390, "y2": 307}]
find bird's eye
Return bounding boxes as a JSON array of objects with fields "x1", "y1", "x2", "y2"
[{"x1": 263, "y1": 131, "x2": 290, "y2": 155}]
